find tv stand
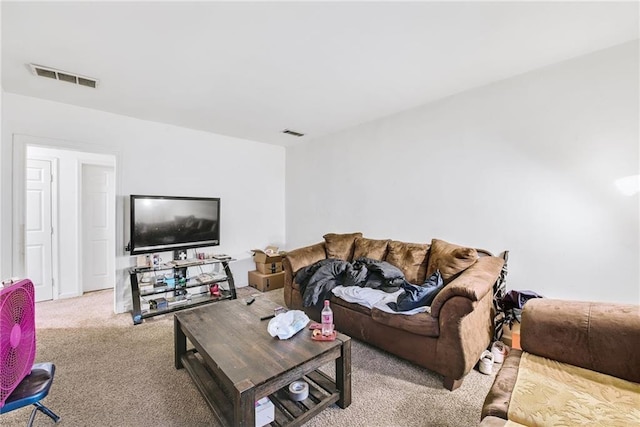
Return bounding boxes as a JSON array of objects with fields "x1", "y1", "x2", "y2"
[{"x1": 129, "y1": 258, "x2": 237, "y2": 325}]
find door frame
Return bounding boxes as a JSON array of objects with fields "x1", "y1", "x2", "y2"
[{"x1": 11, "y1": 134, "x2": 122, "y2": 310}]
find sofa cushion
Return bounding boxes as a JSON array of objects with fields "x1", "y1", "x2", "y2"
[
  {"x1": 353, "y1": 237, "x2": 390, "y2": 261},
  {"x1": 507, "y1": 352, "x2": 640, "y2": 426},
  {"x1": 371, "y1": 309, "x2": 440, "y2": 337},
  {"x1": 385, "y1": 241, "x2": 429, "y2": 284},
  {"x1": 323, "y1": 232, "x2": 363, "y2": 261},
  {"x1": 426, "y1": 238, "x2": 478, "y2": 282}
]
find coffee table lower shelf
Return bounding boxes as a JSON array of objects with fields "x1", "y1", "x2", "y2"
[{"x1": 181, "y1": 350, "x2": 341, "y2": 427}]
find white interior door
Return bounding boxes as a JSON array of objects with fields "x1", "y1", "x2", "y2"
[
  {"x1": 82, "y1": 164, "x2": 115, "y2": 293},
  {"x1": 25, "y1": 159, "x2": 54, "y2": 302}
]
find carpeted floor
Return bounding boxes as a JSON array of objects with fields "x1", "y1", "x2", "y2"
[{"x1": 2, "y1": 287, "x2": 497, "y2": 426}]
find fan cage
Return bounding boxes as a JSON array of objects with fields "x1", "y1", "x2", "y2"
[{"x1": 0, "y1": 279, "x2": 36, "y2": 408}]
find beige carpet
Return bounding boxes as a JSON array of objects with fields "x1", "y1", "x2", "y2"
[{"x1": 2, "y1": 287, "x2": 497, "y2": 426}]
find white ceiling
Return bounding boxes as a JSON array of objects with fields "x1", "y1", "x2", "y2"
[{"x1": 2, "y1": 2, "x2": 638, "y2": 146}]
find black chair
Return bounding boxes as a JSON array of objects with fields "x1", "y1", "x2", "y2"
[{"x1": 0, "y1": 362, "x2": 60, "y2": 426}]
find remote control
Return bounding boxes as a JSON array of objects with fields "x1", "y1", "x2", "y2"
[{"x1": 245, "y1": 297, "x2": 255, "y2": 305}]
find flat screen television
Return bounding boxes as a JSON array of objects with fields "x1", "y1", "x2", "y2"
[{"x1": 128, "y1": 195, "x2": 220, "y2": 255}]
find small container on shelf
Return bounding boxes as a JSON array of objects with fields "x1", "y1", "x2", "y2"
[{"x1": 209, "y1": 283, "x2": 221, "y2": 297}]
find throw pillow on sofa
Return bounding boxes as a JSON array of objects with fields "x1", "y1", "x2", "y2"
[
  {"x1": 385, "y1": 241, "x2": 429, "y2": 284},
  {"x1": 323, "y1": 232, "x2": 363, "y2": 260},
  {"x1": 353, "y1": 237, "x2": 390, "y2": 261},
  {"x1": 426, "y1": 238, "x2": 478, "y2": 282}
]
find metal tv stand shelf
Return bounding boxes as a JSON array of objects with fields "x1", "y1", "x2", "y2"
[{"x1": 129, "y1": 258, "x2": 237, "y2": 325}]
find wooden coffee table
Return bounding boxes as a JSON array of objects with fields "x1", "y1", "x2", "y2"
[{"x1": 174, "y1": 297, "x2": 351, "y2": 426}]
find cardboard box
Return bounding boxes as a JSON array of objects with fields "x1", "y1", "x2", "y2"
[
  {"x1": 248, "y1": 270, "x2": 285, "y2": 292},
  {"x1": 252, "y1": 246, "x2": 285, "y2": 264},
  {"x1": 256, "y1": 261, "x2": 283, "y2": 274},
  {"x1": 502, "y1": 322, "x2": 521, "y2": 350},
  {"x1": 255, "y1": 397, "x2": 274, "y2": 427}
]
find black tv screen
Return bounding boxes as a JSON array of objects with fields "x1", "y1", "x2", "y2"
[{"x1": 129, "y1": 195, "x2": 220, "y2": 255}]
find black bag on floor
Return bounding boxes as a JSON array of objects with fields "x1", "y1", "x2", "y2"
[{"x1": 498, "y1": 290, "x2": 544, "y2": 327}]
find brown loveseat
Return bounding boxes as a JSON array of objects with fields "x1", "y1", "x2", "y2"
[
  {"x1": 283, "y1": 233, "x2": 506, "y2": 390},
  {"x1": 482, "y1": 299, "x2": 640, "y2": 426}
]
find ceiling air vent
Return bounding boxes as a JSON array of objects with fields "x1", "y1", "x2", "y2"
[
  {"x1": 29, "y1": 64, "x2": 99, "y2": 88},
  {"x1": 282, "y1": 129, "x2": 305, "y2": 137}
]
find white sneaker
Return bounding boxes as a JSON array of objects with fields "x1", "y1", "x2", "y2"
[
  {"x1": 479, "y1": 350, "x2": 494, "y2": 375},
  {"x1": 491, "y1": 341, "x2": 507, "y2": 364}
]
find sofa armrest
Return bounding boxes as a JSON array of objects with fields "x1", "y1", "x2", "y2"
[
  {"x1": 283, "y1": 242, "x2": 327, "y2": 308},
  {"x1": 430, "y1": 256, "x2": 504, "y2": 318},
  {"x1": 481, "y1": 349, "x2": 523, "y2": 421},
  {"x1": 521, "y1": 299, "x2": 640, "y2": 383}
]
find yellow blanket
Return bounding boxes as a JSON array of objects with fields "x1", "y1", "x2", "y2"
[{"x1": 508, "y1": 352, "x2": 640, "y2": 426}]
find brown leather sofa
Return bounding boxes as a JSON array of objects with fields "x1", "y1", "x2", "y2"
[
  {"x1": 283, "y1": 233, "x2": 506, "y2": 390},
  {"x1": 482, "y1": 299, "x2": 640, "y2": 426}
]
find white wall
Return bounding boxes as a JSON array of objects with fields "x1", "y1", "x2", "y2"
[
  {"x1": 1, "y1": 92, "x2": 285, "y2": 312},
  {"x1": 286, "y1": 41, "x2": 639, "y2": 304}
]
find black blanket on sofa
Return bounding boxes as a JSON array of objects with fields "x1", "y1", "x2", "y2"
[
  {"x1": 295, "y1": 257, "x2": 404, "y2": 307},
  {"x1": 296, "y1": 257, "x2": 448, "y2": 309}
]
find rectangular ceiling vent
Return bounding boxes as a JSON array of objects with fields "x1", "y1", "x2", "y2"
[
  {"x1": 29, "y1": 64, "x2": 99, "y2": 88},
  {"x1": 282, "y1": 129, "x2": 305, "y2": 137}
]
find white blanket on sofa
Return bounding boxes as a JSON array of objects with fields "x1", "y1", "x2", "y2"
[{"x1": 331, "y1": 286, "x2": 430, "y2": 315}]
